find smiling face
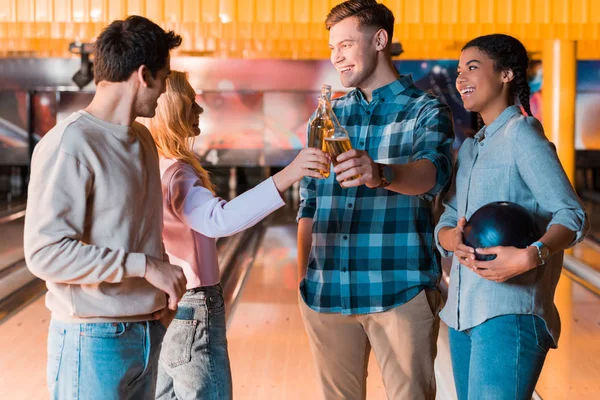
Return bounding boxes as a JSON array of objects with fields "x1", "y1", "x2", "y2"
[
  {"x1": 456, "y1": 46, "x2": 513, "y2": 117},
  {"x1": 328, "y1": 16, "x2": 379, "y2": 90},
  {"x1": 185, "y1": 84, "x2": 204, "y2": 136}
]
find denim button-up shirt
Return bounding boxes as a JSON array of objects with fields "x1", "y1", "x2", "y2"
[{"x1": 435, "y1": 105, "x2": 589, "y2": 345}]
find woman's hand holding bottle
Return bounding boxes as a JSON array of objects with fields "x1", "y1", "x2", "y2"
[{"x1": 273, "y1": 148, "x2": 330, "y2": 193}]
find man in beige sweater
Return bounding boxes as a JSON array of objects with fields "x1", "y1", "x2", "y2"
[{"x1": 24, "y1": 16, "x2": 187, "y2": 400}]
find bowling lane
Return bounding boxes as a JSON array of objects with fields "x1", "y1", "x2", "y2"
[
  {"x1": 0, "y1": 215, "x2": 25, "y2": 272},
  {"x1": 573, "y1": 238, "x2": 600, "y2": 273},
  {"x1": 225, "y1": 223, "x2": 388, "y2": 399},
  {"x1": 535, "y1": 277, "x2": 600, "y2": 398}
]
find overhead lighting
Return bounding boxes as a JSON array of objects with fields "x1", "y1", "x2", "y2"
[{"x1": 69, "y1": 42, "x2": 94, "y2": 89}]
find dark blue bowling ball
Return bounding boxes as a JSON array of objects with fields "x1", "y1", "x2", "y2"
[{"x1": 462, "y1": 201, "x2": 541, "y2": 261}]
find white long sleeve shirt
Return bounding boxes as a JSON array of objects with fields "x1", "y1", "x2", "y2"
[{"x1": 160, "y1": 158, "x2": 285, "y2": 289}]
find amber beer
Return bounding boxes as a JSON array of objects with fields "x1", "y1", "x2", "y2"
[
  {"x1": 325, "y1": 136, "x2": 361, "y2": 181},
  {"x1": 308, "y1": 108, "x2": 333, "y2": 178}
]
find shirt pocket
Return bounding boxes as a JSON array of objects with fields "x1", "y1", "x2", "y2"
[{"x1": 467, "y1": 165, "x2": 512, "y2": 211}]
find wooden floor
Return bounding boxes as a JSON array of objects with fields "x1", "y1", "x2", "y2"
[
  {"x1": 573, "y1": 239, "x2": 600, "y2": 272},
  {"x1": 226, "y1": 224, "x2": 458, "y2": 400},
  {"x1": 226, "y1": 225, "x2": 388, "y2": 400},
  {"x1": 0, "y1": 293, "x2": 49, "y2": 400}
]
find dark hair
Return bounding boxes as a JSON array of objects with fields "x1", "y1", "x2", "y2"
[
  {"x1": 93, "y1": 15, "x2": 182, "y2": 84},
  {"x1": 462, "y1": 34, "x2": 532, "y2": 123},
  {"x1": 325, "y1": 0, "x2": 394, "y2": 44}
]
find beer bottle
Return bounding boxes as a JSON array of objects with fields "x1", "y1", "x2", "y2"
[
  {"x1": 319, "y1": 88, "x2": 361, "y2": 184},
  {"x1": 324, "y1": 117, "x2": 361, "y2": 183},
  {"x1": 308, "y1": 95, "x2": 333, "y2": 178}
]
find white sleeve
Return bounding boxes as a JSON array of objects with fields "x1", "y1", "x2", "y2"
[{"x1": 167, "y1": 166, "x2": 285, "y2": 238}]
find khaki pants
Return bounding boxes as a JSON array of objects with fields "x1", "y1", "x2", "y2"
[{"x1": 298, "y1": 289, "x2": 441, "y2": 400}]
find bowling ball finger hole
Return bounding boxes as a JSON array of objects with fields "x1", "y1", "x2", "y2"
[{"x1": 474, "y1": 251, "x2": 496, "y2": 261}]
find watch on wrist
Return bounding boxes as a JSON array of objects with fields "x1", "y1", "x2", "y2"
[
  {"x1": 529, "y1": 241, "x2": 550, "y2": 266},
  {"x1": 377, "y1": 163, "x2": 393, "y2": 188}
]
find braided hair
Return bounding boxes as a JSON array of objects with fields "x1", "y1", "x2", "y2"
[{"x1": 463, "y1": 34, "x2": 532, "y2": 129}]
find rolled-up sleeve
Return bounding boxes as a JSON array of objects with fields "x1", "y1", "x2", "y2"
[
  {"x1": 411, "y1": 102, "x2": 455, "y2": 201},
  {"x1": 297, "y1": 117, "x2": 318, "y2": 221},
  {"x1": 297, "y1": 176, "x2": 316, "y2": 221},
  {"x1": 511, "y1": 117, "x2": 589, "y2": 247},
  {"x1": 435, "y1": 177, "x2": 459, "y2": 258}
]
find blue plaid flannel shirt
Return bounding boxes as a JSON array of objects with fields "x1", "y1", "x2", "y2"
[{"x1": 298, "y1": 75, "x2": 454, "y2": 314}]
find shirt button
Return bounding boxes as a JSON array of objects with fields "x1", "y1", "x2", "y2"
[
  {"x1": 348, "y1": 203, "x2": 353, "y2": 208},
  {"x1": 341, "y1": 268, "x2": 347, "y2": 273},
  {"x1": 366, "y1": 111, "x2": 371, "y2": 115},
  {"x1": 359, "y1": 141, "x2": 365, "y2": 146},
  {"x1": 343, "y1": 235, "x2": 348, "y2": 240}
]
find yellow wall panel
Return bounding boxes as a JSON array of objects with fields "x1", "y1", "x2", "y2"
[
  {"x1": 145, "y1": 0, "x2": 164, "y2": 22},
  {"x1": 126, "y1": 0, "x2": 146, "y2": 16},
  {"x1": 237, "y1": 0, "x2": 255, "y2": 23},
  {"x1": 310, "y1": 0, "x2": 329, "y2": 24},
  {"x1": 182, "y1": 0, "x2": 200, "y2": 23},
  {"x1": 421, "y1": 0, "x2": 440, "y2": 24},
  {"x1": 164, "y1": 0, "x2": 182, "y2": 23},
  {"x1": 275, "y1": 0, "x2": 292, "y2": 23},
  {"x1": 293, "y1": 0, "x2": 310, "y2": 23},
  {"x1": 570, "y1": 0, "x2": 588, "y2": 23},
  {"x1": 34, "y1": 0, "x2": 51, "y2": 22},
  {"x1": 201, "y1": 0, "x2": 219, "y2": 23},
  {"x1": 401, "y1": 0, "x2": 422, "y2": 25},
  {"x1": 477, "y1": 0, "x2": 494, "y2": 24},
  {"x1": 591, "y1": 0, "x2": 600, "y2": 23},
  {"x1": 107, "y1": 0, "x2": 125, "y2": 21},
  {"x1": 0, "y1": 0, "x2": 16, "y2": 22},
  {"x1": 255, "y1": 0, "x2": 273, "y2": 23},
  {"x1": 532, "y1": 0, "x2": 550, "y2": 24},
  {"x1": 512, "y1": 0, "x2": 533, "y2": 24},
  {"x1": 495, "y1": 0, "x2": 513, "y2": 24},
  {"x1": 440, "y1": 0, "x2": 458, "y2": 24},
  {"x1": 16, "y1": 0, "x2": 34, "y2": 22},
  {"x1": 551, "y1": 0, "x2": 570, "y2": 24},
  {"x1": 0, "y1": 0, "x2": 599, "y2": 59},
  {"x1": 71, "y1": 0, "x2": 87, "y2": 22},
  {"x1": 219, "y1": 0, "x2": 237, "y2": 24}
]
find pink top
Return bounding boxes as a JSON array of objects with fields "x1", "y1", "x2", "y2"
[{"x1": 160, "y1": 158, "x2": 285, "y2": 289}]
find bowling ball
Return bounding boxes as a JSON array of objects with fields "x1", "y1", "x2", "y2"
[{"x1": 462, "y1": 201, "x2": 541, "y2": 261}]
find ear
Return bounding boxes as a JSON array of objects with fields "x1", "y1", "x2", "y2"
[
  {"x1": 136, "y1": 65, "x2": 150, "y2": 88},
  {"x1": 374, "y1": 29, "x2": 388, "y2": 51},
  {"x1": 502, "y1": 68, "x2": 515, "y2": 83}
]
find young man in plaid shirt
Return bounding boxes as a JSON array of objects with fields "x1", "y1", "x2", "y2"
[{"x1": 297, "y1": 1, "x2": 454, "y2": 398}]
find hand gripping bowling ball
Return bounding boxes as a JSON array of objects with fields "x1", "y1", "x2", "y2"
[{"x1": 462, "y1": 201, "x2": 541, "y2": 261}]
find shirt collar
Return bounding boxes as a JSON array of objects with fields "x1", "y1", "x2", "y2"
[
  {"x1": 354, "y1": 75, "x2": 413, "y2": 103},
  {"x1": 475, "y1": 105, "x2": 521, "y2": 141}
]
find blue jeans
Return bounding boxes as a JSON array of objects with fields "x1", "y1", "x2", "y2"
[
  {"x1": 47, "y1": 318, "x2": 166, "y2": 400},
  {"x1": 449, "y1": 314, "x2": 553, "y2": 400},
  {"x1": 156, "y1": 284, "x2": 232, "y2": 400}
]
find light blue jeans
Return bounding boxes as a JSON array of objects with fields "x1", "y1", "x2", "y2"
[
  {"x1": 449, "y1": 314, "x2": 553, "y2": 400},
  {"x1": 47, "y1": 318, "x2": 166, "y2": 400},
  {"x1": 156, "y1": 284, "x2": 232, "y2": 400}
]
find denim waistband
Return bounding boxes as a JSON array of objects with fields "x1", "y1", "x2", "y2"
[{"x1": 186, "y1": 283, "x2": 222, "y2": 294}]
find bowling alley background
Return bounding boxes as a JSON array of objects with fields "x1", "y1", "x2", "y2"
[{"x1": 0, "y1": 58, "x2": 599, "y2": 168}]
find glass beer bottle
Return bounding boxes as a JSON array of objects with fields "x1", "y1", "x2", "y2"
[
  {"x1": 308, "y1": 95, "x2": 333, "y2": 178},
  {"x1": 325, "y1": 121, "x2": 361, "y2": 183}
]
